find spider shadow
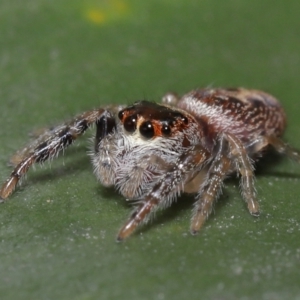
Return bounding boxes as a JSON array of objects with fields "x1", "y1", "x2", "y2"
[
  {"x1": 134, "y1": 192, "x2": 232, "y2": 236},
  {"x1": 94, "y1": 181, "x2": 232, "y2": 234},
  {"x1": 253, "y1": 149, "x2": 300, "y2": 179},
  {"x1": 13, "y1": 144, "x2": 300, "y2": 235},
  {"x1": 127, "y1": 150, "x2": 300, "y2": 236}
]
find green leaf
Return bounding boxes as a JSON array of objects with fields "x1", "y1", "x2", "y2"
[{"x1": 0, "y1": 1, "x2": 300, "y2": 299}]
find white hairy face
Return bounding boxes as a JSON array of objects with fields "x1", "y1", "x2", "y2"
[{"x1": 92, "y1": 101, "x2": 202, "y2": 200}]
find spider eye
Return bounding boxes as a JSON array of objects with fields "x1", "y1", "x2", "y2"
[
  {"x1": 118, "y1": 110, "x2": 125, "y2": 120},
  {"x1": 161, "y1": 124, "x2": 171, "y2": 136},
  {"x1": 139, "y1": 121, "x2": 155, "y2": 139},
  {"x1": 181, "y1": 116, "x2": 188, "y2": 124},
  {"x1": 124, "y1": 114, "x2": 137, "y2": 133}
]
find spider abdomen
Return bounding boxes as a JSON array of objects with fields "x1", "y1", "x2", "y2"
[{"x1": 178, "y1": 88, "x2": 286, "y2": 146}]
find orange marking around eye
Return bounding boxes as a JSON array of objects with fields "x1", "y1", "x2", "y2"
[
  {"x1": 150, "y1": 121, "x2": 163, "y2": 138},
  {"x1": 119, "y1": 110, "x2": 132, "y2": 123}
]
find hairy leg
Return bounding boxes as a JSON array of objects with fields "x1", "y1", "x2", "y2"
[
  {"x1": 191, "y1": 132, "x2": 261, "y2": 234},
  {"x1": 0, "y1": 109, "x2": 110, "y2": 200},
  {"x1": 191, "y1": 136, "x2": 231, "y2": 234},
  {"x1": 116, "y1": 145, "x2": 209, "y2": 241},
  {"x1": 225, "y1": 133, "x2": 259, "y2": 216},
  {"x1": 225, "y1": 134, "x2": 300, "y2": 216}
]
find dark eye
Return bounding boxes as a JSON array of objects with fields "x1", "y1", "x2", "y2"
[
  {"x1": 118, "y1": 110, "x2": 125, "y2": 120},
  {"x1": 124, "y1": 114, "x2": 137, "y2": 133},
  {"x1": 181, "y1": 116, "x2": 188, "y2": 124},
  {"x1": 139, "y1": 121, "x2": 154, "y2": 139},
  {"x1": 173, "y1": 112, "x2": 189, "y2": 125},
  {"x1": 161, "y1": 124, "x2": 171, "y2": 136}
]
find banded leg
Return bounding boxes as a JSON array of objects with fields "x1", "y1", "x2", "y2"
[
  {"x1": 94, "y1": 111, "x2": 116, "y2": 153},
  {"x1": 226, "y1": 133, "x2": 259, "y2": 216},
  {"x1": 191, "y1": 136, "x2": 231, "y2": 234},
  {"x1": 116, "y1": 145, "x2": 209, "y2": 241},
  {"x1": 117, "y1": 196, "x2": 159, "y2": 242},
  {"x1": 0, "y1": 109, "x2": 109, "y2": 200}
]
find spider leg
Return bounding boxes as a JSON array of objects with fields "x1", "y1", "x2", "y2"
[
  {"x1": 191, "y1": 133, "x2": 260, "y2": 234},
  {"x1": 223, "y1": 134, "x2": 300, "y2": 220},
  {"x1": 191, "y1": 136, "x2": 231, "y2": 234},
  {"x1": 9, "y1": 127, "x2": 58, "y2": 167},
  {"x1": 267, "y1": 135, "x2": 300, "y2": 162},
  {"x1": 116, "y1": 145, "x2": 209, "y2": 241},
  {"x1": 117, "y1": 196, "x2": 159, "y2": 242},
  {"x1": 225, "y1": 133, "x2": 259, "y2": 216},
  {"x1": 0, "y1": 108, "x2": 113, "y2": 200},
  {"x1": 243, "y1": 135, "x2": 300, "y2": 163}
]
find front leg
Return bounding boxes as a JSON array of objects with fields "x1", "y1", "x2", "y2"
[
  {"x1": 0, "y1": 109, "x2": 113, "y2": 200},
  {"x1": 116, "y1": 145, "x2": 209, "y2": 241}
]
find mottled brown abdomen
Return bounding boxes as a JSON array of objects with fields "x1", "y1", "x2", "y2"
[{"x1": 178, "y1": 88, "x2": 286, "y2": 145}]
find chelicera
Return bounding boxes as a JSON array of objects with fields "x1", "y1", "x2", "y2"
[{"x1": 1, "y1": 88, "x2": 299, "y2": 241}]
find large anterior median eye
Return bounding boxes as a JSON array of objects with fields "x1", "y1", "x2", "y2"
[
  {"x1": 124, "y1": 114, "x2": 137, "y2": 133},
  {"x1": 139, "y1": 121, "x2": 154, "y2": 139}
]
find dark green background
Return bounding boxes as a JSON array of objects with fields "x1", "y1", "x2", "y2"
[{"x1": 0, "y1": 1, "x2": 299, "y2": 299}]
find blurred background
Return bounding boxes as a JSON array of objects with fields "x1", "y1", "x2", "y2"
[{"x1": 0, "y1": 1, "x2": 299, "y2": 299}]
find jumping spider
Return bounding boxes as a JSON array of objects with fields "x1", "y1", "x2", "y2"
[{"x1": 1, "y1": 88, "x2": 299, "y2": 241}]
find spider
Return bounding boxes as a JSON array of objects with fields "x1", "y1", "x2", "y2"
[{"x1": 0, "y1": 88, "x2": 299, "y2": 241}]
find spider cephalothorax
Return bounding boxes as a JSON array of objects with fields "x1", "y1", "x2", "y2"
[{"x1": 0, "y1": 88, "x2": 299, "y2": 241}]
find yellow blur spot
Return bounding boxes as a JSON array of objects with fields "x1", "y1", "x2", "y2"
[
  {"x1": 85, "y1": 0, "x2": 129, "y2": 25},
  {"x1": 87, "y1": 9, "x2": 106, "y2": 24}
]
